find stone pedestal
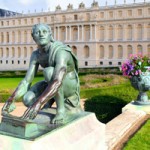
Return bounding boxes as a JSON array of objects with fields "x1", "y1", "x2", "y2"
[
  {"x1": 122, "y1": 101, "x2": 150, "y2": 114},
  {"x1": 0, "y1": 112, "x2": 106, "y2": 150}
]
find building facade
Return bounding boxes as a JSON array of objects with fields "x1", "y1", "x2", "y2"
[{"x1": 0, "y1": 1, "x2": 150, "y2": 70}]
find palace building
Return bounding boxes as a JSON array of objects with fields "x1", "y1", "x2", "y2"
[{"x1": 0, "y1": 1, "x2": 150, "y2": 70}]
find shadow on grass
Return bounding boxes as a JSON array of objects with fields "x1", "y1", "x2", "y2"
[{"x1": 84, "y1": 95, "x2": 127, "y2": 123}]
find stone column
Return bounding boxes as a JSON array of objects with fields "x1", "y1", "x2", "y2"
[
  {"x1": 69, "y1": 26, "x2": 72, "y2": 41},
  {"x1": 21, "y1": 30, "x2": 24, "y2": 43},
  {"x1": 3, "y1": 32, "x2": 6, "y2": 44},
  {"x1": 65, "y1": 26, "x2": 68, "y2": 41},
  {"x1": 94, "y1": 24, "x2": 97, "y2": 40},
  {"x1": 78, "y1": 25, "x2": 80, "y2": 41},
  {"x1": 28, "y1": 30, "x2": 32, "y2": 43},
  {"x1": 143, "y1": 23, "x2": 147, "y2": 40},
  {"x1": 122, "y1": 24, "x2": 127, "y2": 41},
  {"x1": 90, "y1": 24, "x2": 93, "y2": 41},
  {"x1": 123, "y1": 44, "x2": 127, "y2": 59},
  {"x1": 54, "y1": 26, "x2": 56, "y2": 40},
  {"x1": 104, "y1": 25, "x2": 107, "y2": 41},
  {"x1": 15, "y1": 31, "x2": 18, "y2": 43},
  {"x1": 132, "y1": 24, "x2": 136, "y2": 41},
  {"x1": 113, "y1": 24, "x2": 117, "y2": 41},
  {"x1": 9, "y1": 31, "x2": 12, "y2": 43},
  {"x1": 82, "y1": 25, "x2": 84, "y2": 41},
  {"x1": 58, "y1": 26, "x2": 60, "y2": 40}
]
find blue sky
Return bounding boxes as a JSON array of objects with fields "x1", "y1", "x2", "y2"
[{"x1": 0, "y1": 0, "x2": 147, "y2": 13}]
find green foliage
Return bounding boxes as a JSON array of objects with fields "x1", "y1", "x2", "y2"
[
  {"x1": 0, "y1": 93, "x2": 10, "y2": 103},
  {"x1": 123, "y1": 120, "x2": 150, "y2": 150},
  {"x1": 79, "y1": 67, "x2": 121, "y2": 75}
]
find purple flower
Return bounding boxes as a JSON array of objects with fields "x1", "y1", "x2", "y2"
[
  {"x1": 122, "y1": 61, "x2": 134, "y2": 76},
  {"x1": 122, "y1": 54, "x2": 150, "y2": 77}
]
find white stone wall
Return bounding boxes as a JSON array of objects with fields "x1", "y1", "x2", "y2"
[{"x1": 0, "y1": 2, "x2": 150, "y2": 70}]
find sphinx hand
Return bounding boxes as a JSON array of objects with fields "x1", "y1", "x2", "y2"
[
  {"x1": 2, "y1": 101, "x2": 16, "y2": 116},
  {"x1": 22, "y1": 103, "x2": 41, "y2": 120}
]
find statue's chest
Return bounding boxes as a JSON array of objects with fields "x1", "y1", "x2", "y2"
[{"x1": 38, "y1": 53, "x2": 49, "y2": 68}]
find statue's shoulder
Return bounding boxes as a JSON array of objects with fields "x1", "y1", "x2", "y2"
[
  {"x1": 51, "y1": 41, "x2": 71, "y2": 51},
  {"x1": 30, "y1": 49, "x2": 39, "y2": 60}
]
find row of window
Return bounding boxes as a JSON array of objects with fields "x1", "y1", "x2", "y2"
[
  {"x1": 72, "y1": 44, "x2": 150, "y2": 59},
  {"x1": 0, "y1": 17, "x2": 48, "y2": 26},
  {"x1": 1, "y1": 23, "x2": 149, "y2": 43},
  {"x1": 100, "y1": 8, "x2": 150, "y2": 19},
  {"x1": 0, "y1": 7, "x2": 150, "y2": 26},
  {"x1": 0, "y1": 60, "x2": 122, "y2": 66},
  {"x1": 84, "y1": 61, "x2": 122, "y2": 66},
  {"x1": 56, "y1": 23, "x2": 150, "y2": 42},
  {"x1": 44, "y1": 24, "x2": 150, "y2": 42},
  {"x1": 0, "y1": 47, "x2": 34, "y2": 58},
  {"x1": 0, "y1": 44, "x2": 150, "y2": 60},
  {"x1": 0, "y1": 60, "x2": 27, "y2": 65}
]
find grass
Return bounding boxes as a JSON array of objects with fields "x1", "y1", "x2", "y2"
[
  {"x1": 123, "y1": 120, "x2": 150, "y2": 150},
  {"x1": 0, "y1": 73, "x2": 149, "y2": 148},
  {"x1": 0, "y1": 77, "x2": 44, "y2": 91},
  {"x1": 0, "y1": 77, "x2": 44, "y2": 102}
]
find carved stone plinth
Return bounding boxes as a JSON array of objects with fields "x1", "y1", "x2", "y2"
[{"x1": 0, "y1": 109, "x2": 106, "y2": 150}]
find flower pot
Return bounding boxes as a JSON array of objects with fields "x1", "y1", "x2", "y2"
[{"x1": 130, "y1": 72, "x2": 150, "y2": 105}]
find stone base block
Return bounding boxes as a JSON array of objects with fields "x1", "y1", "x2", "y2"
[
  {"x1": 0, "y1": 112, "x2": 106, "y2": 150},
  {"x1": 122, "y1": 101, "x2": 150, "y2": 115}
]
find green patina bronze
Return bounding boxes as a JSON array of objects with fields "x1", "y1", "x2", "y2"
[{"x1": 0, "y1": 23, "x2": 83, "y2": 139}]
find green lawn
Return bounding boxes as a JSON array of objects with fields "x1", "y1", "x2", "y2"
[
  {"x1": 123, "y1": 120, "x2": 150, "y2": 150},
  {"x1": 0, "y1": 74, "x2": 149, "y2": 148},
  {"x1": 0, "y1": 77, "x2": 44, "y2": 91}
]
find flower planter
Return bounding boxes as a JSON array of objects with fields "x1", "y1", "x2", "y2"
[{"x1": 130, "y1": 72, "x2": 150, "y2": 105}]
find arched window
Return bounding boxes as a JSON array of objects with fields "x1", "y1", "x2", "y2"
[
  {"x1": 85, "y1": 26, "x2": 90, "y2": 41},
  {"x1": 30, "y1": 47, "x2": 33, "y2": 55},
  {"x1": 0, "y1": 48, "x2": 3, "y2": 57},
  {"x1": 127, "y1": 45, "x2": 133, "y2": 57},
  {"x1": 1, "y1": 33, "x2": 4, "y2": 43},
  {"x1": 6, "y1": 47, "x2": 9, "y2": 58},
  {"x1": 99, "y1": 26, "x2": 104, "y2": 41},
  {"x1": 84, "y1": 45, "x2": 90, "y2": 58},
  {"x1": 18, "y1": 47, "x2": 21, "y2": 58},
  {"x1": 127, "y1": 25, "x2": 132, "y2": 40},
  {"x1": 108, "y1": 45, "x2": 113, "y2": 59},
  {"x1": 137, "y1": 24, "x2": 143, "y2": 40},
  {"x1": 118, "y1": 45, "x2": 123, "y2": 59},
  {"x1": 99, "y1": 45, "x2": 104, "y2": 59},
  {"x1": 73, "y1": 27, "x2": 78, "y2": 41},
  {"x1": 62, "y1": 15, "x2": 66, "y2": 22},
  {"x1": 6, "y1": 32, "x2": 9, "y2": 43},
  {"x1": 117, "y1": 25, "x2": 123, "y2": 40},
  {"x1": 147, "y1": 45, "x2": 150, "y2": 57},
  {"x1": 1, "y1": 21, "x2": 3, "y2": 26},
  {"x1": 147, "y1": 24, "x2": 150, "y2": 40},
  {"x1": 18, "y1": 31, "x2": 21, "y2": 43},
  {"x1": 60, "y1": 27, "x2": 66, "y2": 41},
  {"x1": 12, "y1": 31, "x2": 15, "y2": 43},
  {"x1": 108, "y1": 25, "x2": 113, "y2": 40},
  {"x1": 72, "y1": 46, "x2": 77, "y2": 55},
  {"x1": 137, "y1": 45, "x2": 143, "y2": 54},
  {"x1": 12, "y1": 47, "x2": 15, "y2": 57},
  {"x1": 24, "y1": 47, "x2": 27, "y2": 58},
  {"x1": 24, "y1": 31, "x2": 27, "y2": 43}
]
